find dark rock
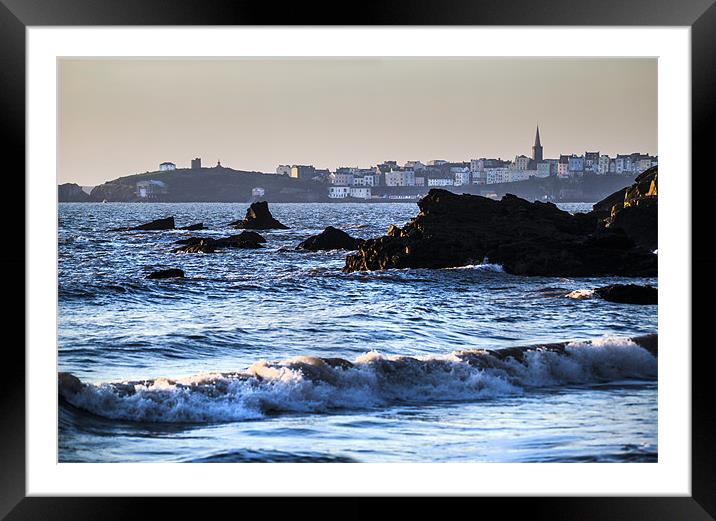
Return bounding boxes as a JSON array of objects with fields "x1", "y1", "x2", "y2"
[
  {"x1": 214, "y1": 234, "x2": 263, "y2": 249},
  {"x1": 344, "y1": 188, "x2": 656, "y2": 277},
  {"x1": 58, "y1": 372, "x2": 84, "y2": 396},
  {"x1": 230, "y1": 201, "x2": 288, "y2": 230},
  {"x1": 58, "y1": 183, "x2": 91, "y2": 202},
  {"x1": 594, "y1": 166, "x2": 657, "y2": 250},
  {"x1": 146, "y1": 268, "x2": 185, "y2": 279},
  {"x1": 173, "y1": 240, "x2": 216, "y2": 253},
  {"x1": 297, "y1": 226, "x2": 365, "y2": 251},
  {"x1": 594, "y1": 284, "x2": 658, "y2": 304},
  {"x1": 113, "y1": 216, "x2": 175, "y2": 231},
  {"x1": 178, "y1": 223, "x2": 205, "y2": 231},
  {"x1": 172, "y1": 231, "x2": 265, "y2": 252},
  {"x1": 232, "y1": 231, "x2": 267, "y2": 243}
]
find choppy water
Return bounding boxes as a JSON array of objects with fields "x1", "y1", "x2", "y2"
[{"x1": 58, "y1": 202, "x2": 657, "y2": 462}]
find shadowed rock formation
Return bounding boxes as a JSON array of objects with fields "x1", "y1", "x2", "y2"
[
  {"x1": 112, "y1": 216, "x2": 175, "y2": 231},
  {"x1": 594, "y1": 284, "x2": 658, "y2": 304},
  {"x1": 593, "y1": 166, "x2": 657, "y2": 251},
  {"x1": 173, "y1": 231, "x2": 266, "y2": 253},
  {"x1": 297, "y1": 226, "x2": 365, "y2": 251},
  {"x1": 344, "y1": 185, "x2": 657, "y2": 277},
  {"x1": 230, "y1": 201, "x2": 288, "y2": 230}
]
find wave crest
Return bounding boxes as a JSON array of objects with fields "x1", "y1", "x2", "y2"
[{"x1": 59, "y1": 335, "x2": 657, "y2": 424}]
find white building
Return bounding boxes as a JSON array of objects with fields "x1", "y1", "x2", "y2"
[
  {"x1": 328, "y1": 186, "x2": 351, "y2": 199},
  {"x1": 331, "y1": 172, "x2": 354, "y2": 186},
  {"x1": 427, "y1": 176, "x2": 454, "y2": 187},
  {"x1": 159, "y1": 162, "x2": 176, "y2": 171},
  {"x1": 598, "y1": 155, "x2": 611, "y2": 175},
  {"x1": 136, "y1": 180, "x2": 168, "y2": 199},
  {"x1": 349, "y1": 187, "x2": 372, "y2": 199},
  {"x1": 384, "y1": 169, "x2": 415, "y2": 187},
  {"x1": 453, "y1": 168, "x2": 472, "y2": 186},
  {"x1": 405, "y1": 161, "x2": 426, "y2": 171},
  {"x1": 508, "y1": 170, "x2": 534, "y2": 182},
  {"x1": 252, "y1": 187, "x2": 265, "y2": 198},
  {"x1": 485, "y1": 168, "x2": 511, "y2": 184}
]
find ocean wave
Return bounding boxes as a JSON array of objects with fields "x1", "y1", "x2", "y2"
[
  {"x1": 59, "y1": 335, "x2": 657, "y2": 424},
  {"x1": 444, "y1": 263, "x2": 504, "y2": 272}
]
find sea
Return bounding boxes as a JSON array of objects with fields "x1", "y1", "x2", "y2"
[{"x1": 58, "y1": 202, "x2": 658, "y2": 463}]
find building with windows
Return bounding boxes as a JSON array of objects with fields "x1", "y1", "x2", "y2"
[
  {"x1": 159, "y1": 162, "x2": 176, "y2": 171},
  {"x1": 384, "y1": 169, "x2": 415, "y2": 187},
  {"x1": 290, "y1": 165, "x2": 316, "y2": 180},
  {"x1": 276, "y1": 165, "x2": 291, "y2": 176},
  {"x1": 328, "y1": 186, "x2": 351, "y2": 198},
  {"x1": 136, "y1": 180, "x2": 168, "y2": 199},
  {"x1": 191, "y1": 158, "x2": 201, "y2": 170},
  {"x1": 349, "y1": 187, "x2": 372, "y2": 199}
]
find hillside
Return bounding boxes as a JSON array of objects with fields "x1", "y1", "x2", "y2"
[{"x1": 85, "y1": 167, "x2": 327, "y2": 202}]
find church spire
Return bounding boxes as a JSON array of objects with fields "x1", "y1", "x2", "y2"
[{"x1": 532, "y1": 124, "x2": 543, "y2": 162}]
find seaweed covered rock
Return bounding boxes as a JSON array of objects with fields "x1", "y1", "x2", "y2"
[
  {"x1": 297, "y1": 226, "x2": 364, "y2": 251},
  {"x1": 344, "y1": 188, "x2": 656, "y2": 277},
  {"x1": 230, "y1": 201, "x2": 288, "y2": 230}
]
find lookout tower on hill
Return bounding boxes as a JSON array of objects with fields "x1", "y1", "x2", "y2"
[
  {"x1": 532, "y1": 125, "x2": 543, "y2": 163},
  {"x1": 191, "y1": 157, "x2": 201, "y2": 170}
]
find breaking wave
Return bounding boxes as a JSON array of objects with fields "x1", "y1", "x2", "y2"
[{"x1": 59, "y1": 335, "x2": 656, "y2": 424}]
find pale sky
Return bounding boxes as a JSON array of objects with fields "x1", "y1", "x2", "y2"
[{"x1": 58, "y1": 58, "x2": 657, "y2": 186}]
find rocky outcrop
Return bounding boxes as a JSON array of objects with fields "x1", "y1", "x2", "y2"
[
  {"x1": 230, "y1": 201, "x2": 288, "y2": 230},
  {"x1": 173, "y1": 240, "x2": 216, "y2": 254},
  {"x1": 178, "y1": 223, "x2": 205, "y2": 231},
  {"x1": 112, "y1": 217, "x2": 175, "y2": 231},
  {"x1": 594, "y1": 284, "x2": 657, "y2": 304},
  {"x1": 344, "y1": 188, "x2": 656, "y2": 277},
  {"x1": 146, "y1": 268, "x2": 185, "y2": 279},
  {"x1": 297, "y1": 227, "x2": 364, "y2": 251},
  {"x1": 173, "y1": 231, "x2": 265, "y2": 253},
  {"x1": 594, "y1": 166, "x2": 657, "y2": 251},
  {"x1": 58, "y1": 183, "x2": 91, "y2": 202}
]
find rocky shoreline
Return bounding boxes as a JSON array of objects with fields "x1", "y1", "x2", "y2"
[{"x1": 343, "y1": 167, "x2": 657, "y2": 277}]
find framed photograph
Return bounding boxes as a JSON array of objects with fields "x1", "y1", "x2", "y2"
[{"x1": 5, "y1": 0, "x2": 714, "y2": 518}]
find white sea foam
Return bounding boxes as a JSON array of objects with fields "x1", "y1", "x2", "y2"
[
  {"x1": 60, "y1": 336, "x2": 656, "y2": 423},
  {"x1": 565, "y1": 289, "x2": 595, "y2": 299},
  {"x1": 446, "y1": 263, "x2": 504, "y2": 272}
]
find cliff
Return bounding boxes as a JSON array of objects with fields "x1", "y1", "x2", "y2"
[{"x1": 58, "y1": 183, "x2": 92, "y2": 202}]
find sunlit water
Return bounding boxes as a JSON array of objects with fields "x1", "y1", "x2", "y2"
[{"x1": 58, "y1": 202, "x2": 657, "y2": 463}]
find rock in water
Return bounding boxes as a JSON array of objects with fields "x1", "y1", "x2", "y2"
[
  {"x1": 113, "y1": 217, "x2": 175, "y2": 231},
  {"x1": 343, "y1": 188, "x2": 657, "y2": 277},
  {"x1": 178, "y1": 223, "x2": 205, "y2": 231},
  {"x1": 172, "y1": 231, "x2": 265, "y2": 252},
  {"x1": 173, "y1": 240, "x2": 216, "y2": 253},
  {"x1": 297, "y1": 226, "x2": 365, "y2": 251},
  {"x1": 230, "y1": 201, "x2": 288, "y2": 230},
  {"x1": 593, "y1": 166, "x2": 657, "y2": 251},
  {"x1": 146, "y1": 268, "x2": 185, "y2": 279},
  {"x1": 594, "y1": 284, "x2": 658, "y2": 304}
]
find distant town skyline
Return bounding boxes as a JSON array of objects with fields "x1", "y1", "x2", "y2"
[{"x1": 58, "y1": 57, "x2": 657, "y2": 186}]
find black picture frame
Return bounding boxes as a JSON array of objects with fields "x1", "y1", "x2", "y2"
[{"x1": 3, "y1": 0, "x2": 713, "y2": 518}]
